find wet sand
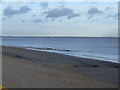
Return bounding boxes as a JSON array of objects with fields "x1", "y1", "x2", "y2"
[{"x1": 2, "y1": 46, "x2": 119, "y2": 88}]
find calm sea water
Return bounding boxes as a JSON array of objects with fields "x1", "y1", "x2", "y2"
[{"x1": 2, "y1": 37, "x2": 118, "y2": 63}]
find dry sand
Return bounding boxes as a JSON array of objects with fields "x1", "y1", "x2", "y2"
[{"x1": 2, "y1": 46, "x2": 119, "y2": 88}]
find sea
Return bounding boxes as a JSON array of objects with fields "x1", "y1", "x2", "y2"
[{"x1": 2, "y1": 37, "x2": 119, "y2": 63}]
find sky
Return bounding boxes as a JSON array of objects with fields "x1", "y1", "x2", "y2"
[{"x1": 1, "y1": 1, "x2": 118, "y2": 37}]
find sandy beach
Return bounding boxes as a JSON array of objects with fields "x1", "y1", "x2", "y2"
[{"x1": 2, "y1": 46, "x2": 118, "y2": 88}]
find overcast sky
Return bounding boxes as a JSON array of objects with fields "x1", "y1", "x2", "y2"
[{"x1": 1, "y1": 2, "x2": 118, "y2": 37}]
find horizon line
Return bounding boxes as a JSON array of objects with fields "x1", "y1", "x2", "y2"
[{"x1": 0, "y1": 36, "x2": 119, "y2": 38}]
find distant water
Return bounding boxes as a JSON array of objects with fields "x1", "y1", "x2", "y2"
[{"x1": 2, "y1": 37, "x2": 118, "y2": 63}]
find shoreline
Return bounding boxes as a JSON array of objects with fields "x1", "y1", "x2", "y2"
[
  {"x1": 2, "y1": 46, "x2": 119, "y2": 88},
  {"x1": 25, "y1": 46, "x2": 118, "y2": 63},
  {"x1": 2, "y1": 46, "x2": 119, "y2": 65},
  {"x1": 2, "y1": 45, "x2": 119, "y2": 64}
]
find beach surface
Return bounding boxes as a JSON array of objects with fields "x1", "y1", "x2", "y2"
[{"x1": 2, "y1": 46, "x2": 118, "y2": 88}]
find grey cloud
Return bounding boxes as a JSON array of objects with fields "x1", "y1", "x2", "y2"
[
  {"x1": 105, "y1": 7, "x2": 111, "y2": 10},
  {"x1": 105, "y1": 15, "x2": 113, "y2": 19},
  {"x1": 87, "y1": 7, "x2": 103, "y2": 19},
  {"x1": 51, "y1": 18, "x2": 55, "y2": 21},
  {"x1": 32, "y1": 14, "x2": 36, "y2": 17},
  {"x1": 21, "y1": 20, "x2": 26, "y2": 23},
  {"x1": 33, "y1": 19, "x2": 42, "y2": 23},
  {"x1": 67, "y1": 13, "x2": 80, "y2": 19},
  {"x1": 92, "y1": 19, "x2": 98, "y2": 22},
  {"x1": 4, "y1": 5, "x2": 31, "y2": 17},
  {"x1": 88, "y1": 16, "x2": 93, "y2": 19},
  {"x1": 59, "y1": 20, "x2": 63, "y2": 22},
  {"x1": 106, "y1": 14, "x2": 118, "y2": 19},
  {"x1": 113, "y1": 13, "x2": 120, "y2": 17},
  {"x1": 113, "y1": 14, "x2": 117, "y2": 17},
  {"x1": 46, "y1": 7, "x2": 73, "y2": 18},
  {"x1": 41, "y1": 2, "x2": 48, "y2": 8},
  {"x1": 87, "y1": 7, "x2": 103, "y2": 15}
]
